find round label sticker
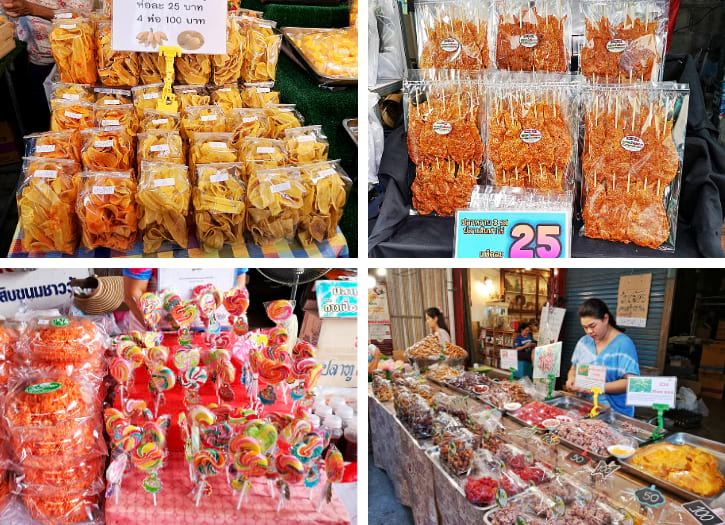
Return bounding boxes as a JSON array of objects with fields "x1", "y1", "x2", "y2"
[
  {"x1": 25, "y1": 381, "x2": 62, "y2": 394},
  {"x1": 51, "y1": 317, "x2": 70, "y2": 327},
  {"x1": 440, "y1": 37, "x2": 460, "y2": 53},
  {"x1": 433, "y1": 120, "x2": 453, "y2": 135},
  {"x1": 621, "y1": 135, "x2": 645, "y2": 152},
  {"x1": 520, "y1": 33, "x2": 539, "y2": 48},
  {"x1": 606, "y1": 39, "x2": 627, "y2": 53},
  {"x1": 520, "y1": 128, "x2": 542, "y2": 143}
]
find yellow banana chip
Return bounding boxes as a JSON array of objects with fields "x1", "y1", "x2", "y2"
[
  {"x1": 246, "y1": 166, "x2": 306, "y2": 244},
  {"x1": 193, "y1": 163, "x2": 246, "y2": 250},
  {"x1": 176, "y1": 54, "x2": 211, "y2": 85},
  {"x1": 288, "y1": 27, "x2": 358, "y2": 79},
  {"x1": 132, "y1": 83, "x2": 164, "y2": 119},
  {"x1": 50, "y1": 17, "x2": 97, "y2": 84},
  {"x1": 240, "y1": 17, "x2": 282, "y2": 82},
  {"x1": 97, "y1": 21, "x2": 140, "y2": 87},
  {"x1": 173, "y1": 85, "x2": 211, "y2": 112},
  {"x1": 227, "y1": 108, "x2": 271, "y2": 150},
  {"x1": 137, "y1": 161, "x2": 190, "y2": 253},
  {"x1": 51, "y1": 83, "x2": 94, "y2": 104},
  {"x1": 94, "y1": 88, "x2": 133, "y2": 106},
  {"x1": 17, "y1": 157, "x2": 80, "y2": 254},
  {"x1": 211, "y1": 85, "x2": 243, "y2": 115},
  {"x1": 139, "y1": 53, "x2": 166, "y2": 84},
  {"x1": 284, "y1": 125, "x2": 329, "y2": 165},
  {"x1": 265, "y1": 105, "x2": 304, "y2": 139},
  {"x1": 80, "y1": 127, "x2": 135, "y2": 171},
  {"x1": 298, "y1": 160, "x2": 350, "y2": 244},
  {"x1": 140, "y1": 109, "x2": 180, "y2": 132},
  {"x1": 137, "y1": 131, "x2": 185, "y2": 170},
  {"x1": 93, "y1": 104, "x2": 138, "y2": 137},
  {"x1": 189, "y1": 132, "x2": 237, "y2": 178},
  {"x1": 212, "y1": 17, "x2": 243, "y2": 85},
  {"x1": 240, "y1": 137, "x2": 288, "y2": 180},
  {"x1": 181, "y1": 105, "x2": 226, "y2": 140},
  {"x1": 241, "y1": 83, "x2": 280, "y2": 108}
]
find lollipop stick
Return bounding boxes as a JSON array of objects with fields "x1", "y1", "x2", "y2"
[
  {"x1": 236, "y1": 480, "x2": 249, "y2": 511},
  {"x1": 153, "y1": 493, "x2": 157, "y2": 506}
]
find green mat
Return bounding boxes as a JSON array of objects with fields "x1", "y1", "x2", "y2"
[{"x1": 241, "y1": 0, "x2": 357, "y2": 256}]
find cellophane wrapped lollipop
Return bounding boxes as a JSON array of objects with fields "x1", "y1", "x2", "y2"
[
  {"x1": 138, "y1": 292, "x2": 164, "y2": 331},
  {"x1": 318, "y1": 445, "x2": 344, "y2": 510},
  {"x1": 193, "y1": 448, "x2": 226, "y2": 506},
  {"x1": 224, "y1": 287, "x2": 250, "y2": 336},
  {"x1": 274, "y1": 451, "x2": 304, "y2": 512},
  {"x1": 193, "y1": 284, "x2": 222, "y2": 344},
  {"x1": 229, "y1": 434, "x2": 268, "y2": 510},
  {"x1": 131, "y1": 416, "x2": 170, "y2": 506},
  {"x1": 170, "y1": 300, "x2": 198, "y2": 348},
  {"x1": 148, "y1": 365, "x2": 175, "y2": 417}
]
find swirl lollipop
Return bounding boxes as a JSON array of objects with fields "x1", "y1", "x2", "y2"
[
  {"x1": 170, "y1": 301, "x2": 198, "y2": 347},
  {"x1": 146, "y1": 346, "x2": 169, "y2": 368},
  {"x1": 266, "y1": 299, "x2": 294, "y2": 323},
  {"x1": 182, "y1": 366, "x2": 208, "y2": 405},
  {"x1": 149, "y1": 366, "x2": 175, "y2": 417},
  {"x1": 138, "y1": 292, "x2": 164, "y2": 330},
  {"x1": 117, "y1": 341, "x2": 145, "y2": 369},
  {"x1": 193, "y1": 284, "x2": 222, "y2": 344},
  {"x1": 318, "y1": 445, "x2": 345, "y2": 510},
  {"x1": 174, "y1": 345, "x2": 200, "y2": 373},
  {"x1": 224, "y1": 287, "x2": 250, "y2": 336},
  {"x1": 110, "y1": 357, "x2": 132, "y2": 405},
  {"x1": 132, "y1": 442, "x2": 165, "y2": 506},
  {"x1": 275, "y1": 452, "x2": 304, "y2": 512},
  {"x1": 268, "y1": 325, "x2": 289, "y2": 345},
  {"x1": 193, "y1": 448, "x2": 225, "y2": 506},
  {"x1": 229, "y1": 435, "x2": 268, "y2": 509},
  {"x1": 252, "y1": 353, "x2": 291, "y2": 385},
  {"x1": 293, "y1": 340, "x2": 317, "y2": 360},
  {"x1": 160, "y1": 289, "x2": 182, "y2": 315}
]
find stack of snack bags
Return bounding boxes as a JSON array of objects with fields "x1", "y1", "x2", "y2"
[
  {"x1": 2, "y1": 316, "x2": 107, "y2": 524},
  {"x1": 0, "y1": 323, "x2": 15, "y2": 516}
]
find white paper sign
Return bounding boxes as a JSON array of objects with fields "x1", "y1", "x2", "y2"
[
  {"x1": 575, "y1": 363, "x2": 607, "y2": 392},
  {"x1": 500, "y1": 349, "x2": 518, "y2": 371},
  {"x1": 533, "y1": 341, "x2": 562, "y2": 379},
  {"x1": 0, "y1": 269, "x2": 91, "y2": 317},
  {"x1": 112, "y1": 0, "x2": 227, "y2": 54},
  {"x1": 626, "y1": 376, "x2": 677, "y2": 408},
  {"x1": 539, "y1": 305, "x2": 566, "y2": 345}
]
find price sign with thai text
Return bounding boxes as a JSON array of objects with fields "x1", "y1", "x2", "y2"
[
  {"x1": 454, "y1": 210, "x2": 570, "y2": 258},
  {"x1": 626, "y1": 376, "x2": 677, "y2": 408},
  {"x1": 500, "y1": 349, "x2": 518, "y2": 371}
]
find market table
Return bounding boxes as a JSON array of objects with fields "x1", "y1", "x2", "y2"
[
  {"x1": 7, "y1": 225, "x2": 348, "y2": 258},
  {"x1": 105, "y1": 332, "x2": 354, "y2": 524},
  {"x1": 369, "y1": 381, "x2": 704, "y2": 525}
]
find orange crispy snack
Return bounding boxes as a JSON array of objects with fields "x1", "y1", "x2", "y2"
[
  {"x1": 51, "y1": 83, "x2": 94, "y2": 104},
  {"x1": 94, "y1": 88, "x2": 133, "y2": 106},
  {"x1": 97, "y1": 21, "x2": 140, "y2": 87},
  {"x1": 189, "y1": 132, "x2": 237, "y2": 178},
  {"x1": 495, "y1": 7, "x2": 568, "y2": 72},
  {"x1": 25, "y1": 131, "x2": 81, "y2": 162},
  {"x1": 132, "y1": 84, "x2": 164, "y2": 119},
  {"x1": 77, "y1": 171, "x2": 138, "y2": 251},
  {"x1": 50, "y1": 17, "x2": 97, "y2": 84},
  {"x1": 80, "y1": 127, "x2": 134, "y2": 171},
  {"x1": 417, "y1": 3, "x2": 489, "y2": 70},
  {"x1": 181, "y1": 105, "x2": 226, "y2": 140},
  {"x1": 17, "y1": 157, "x2": 80, "y2": 254},
  {"x1": 137, "y1": 131, "x2": 185, "y2": 170},
  {"x1": 50, "y1": 100, "x2": 94, "y2": 132}
]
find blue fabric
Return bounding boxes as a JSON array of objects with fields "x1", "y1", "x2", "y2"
[
  {"x1": 514, "y1": 334, "x2": 534, "y2": 362},
  {"x1": 571, "y1": 333, "x2": 640, "y2": 416},
  {"x1": 515, "y1": 360, "x2": 533, "y2": 379},
  {"x1": 123, "y1": 269, "x2": 153, "y2": 280}
]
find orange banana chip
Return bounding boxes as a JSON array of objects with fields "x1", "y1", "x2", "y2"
[
  {"x1": 51, "y1": 82, "x2": 94, "y2": 104},
  {"x1": 137, "y1": 161, "x2": 190, "y2": 253},
  {"x1": 139, "y1": 53, "x2": 166, "y2": 84},
  {"x1": 80, "y1": 127, "x2": 134, "y2": 171},
  {"x1": 284, "y1": 125, "x2": 329, "y2": 165},
  {"x1": 24, "y1": 131, "x2": 81, "y2": 162},
  {"x1": 265, "y1": 105, "x2": 304, "y2": 139},
  {"x1": 137, "y1": 131, "x2": 185, "y2": 170},
  {"x1": 50, "y1": 100, "x2": 94, "y2": 132},
  {"x1": 211, "y1": 85, "x2": 243, "y2": 115},
  {"x1": 240, "y1": 17, "x2": 282, "y2": 82},
  {"x1": 17, "y1": 157, "x2": 80, "y2": 254},
  {"x1": 240, "y1": 137, "x2": 287, "y2": 180},
  {"x1": 212, "y1": 17, "x2": 243, "y2": 85},
  {"x1": 246, "y1": 166, "x2": 306, "y2": 244},
  {"x1": 298, "y1": 160, "x2": 350, "y2": 244},
  {"x1": 132, "y1": 83, "x2": 164, "y2": 119},
  {"x1": 97, "y1": 21, "x2": 140, "y2": 87},
  {"x1": 77, "y1": 171, "x2": 138, "y2": 251},
  {"x1": 189, "y1": 133, "x2": 237, "y2": 178},
  {"x1": 227, "y1": 108, "x2": 271, "y2": 150},
  {"x1": 175, "y1": 54, "x2": 211, "y2": 85},
  {"x1": 241, "y1": 83, "x2": 280, "y2": 108},
  {"x1": 193, "y1": 163, "x2": 246, "y2": 250},
  {"x1": 50, "y1": 17, "x2": 97, "y2": 84},
  {"x1": 93, "y1": 104, "x2": 138, "y2": 137}
]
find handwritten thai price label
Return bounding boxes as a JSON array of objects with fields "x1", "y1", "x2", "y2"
[
  {"x1": 626, "y1": 376, "x2": 677, "y2": 408},
  {"x1": 575, "y1": 364, "x2": 607, "y2": 392},
  {"x1": 113, "y1": 0, "x2": 227, "y2": 54},
  {"x1": 635, "y1": 485, "x2": 665, "y2": 508},
  {"x1": 500, "y1": 349, "x2": 518, "y2": 371},
  {"x1": 565, "y1": 451, "x2": 590, "y2": 467},
  {"x1": 682, "y1": 501, "x2": 724, "y2": 525},
  {"x1": 454, "y1": 210, "x2": 570, "y2": 258},
  {"x1": 315, "y1": 280, "x2": 357, "y2": 319},
  {"x1": 590, "y1": 460, "x2": 620, "y2": 481}
]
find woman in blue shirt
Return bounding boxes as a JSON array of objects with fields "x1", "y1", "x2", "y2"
[
  {"x1": 565, "y1": 298, "x2": 640, "y2": 416},
  {"x1": 513, "y1": 323, "x2": 535, "y2": 378}
]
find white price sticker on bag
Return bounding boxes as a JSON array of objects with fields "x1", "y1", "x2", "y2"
[
  {"x1": 210, "y1": 171, "x2": 229, "y2": 183},
  {"x1": 92, "y1": 186, "x2": 115, "y2": 195},
  {"x1": 271, "y1": 181, "x2": 291, "y2": 193},
  {"x1": 154, "y1": 178, "x2": 175, "y2": 187}
]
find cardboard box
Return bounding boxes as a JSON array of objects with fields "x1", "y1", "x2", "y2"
[
  {"x1": 701, "y1": 342, "x2": 725, "y2": 373},
  {"x1": 698, "y1": 371, "x2": 725, "y2": 399},
  {"x1": 717, "y1": 320, "x2": 725, "y2": 340}
]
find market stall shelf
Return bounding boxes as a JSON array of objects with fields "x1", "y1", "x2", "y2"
[{"x1": 7, "y1": 225, "x2": 348, "y2": 258}]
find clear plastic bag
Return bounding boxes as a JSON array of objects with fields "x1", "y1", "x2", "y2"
[
  {"x1": 93, "y1": 87, "x2": 132, "y2": 106},
  {"x1": 23, "y1": 490, "x2": 102, "y2": 525},
  {"x1": 239, "y1": 17, "x2": 282, "y2": 82},
  {"x1": 372, "y1": 375, "x2": 393, "y2": 401},
  {"x1": 440, "y1": 426, "x2": 476, "y2": 476},
  {"x1": 140, "y1": 109, "x2": 180, "y2": 132},
  {"x1": 137, "y1": 130, "x2": 185, "y2": 169},
  {"x1": 79, "y1": 127, "x2": 134, "y2": 171},
  {"x1": 180, "y1": 105, "x2": 226, "y2": 139},
  {"x1": 485, "y1": 71, "x2": 580, "y2": 191},
  {"x1": 189, "y1": 132, "x2": 237, "y2": 177},
  {"x1": 240, "y1": 137, "x2": 288, "y2": 178},
  {"x1": 173, "y1": 85, "x2": 211, "y2": 110},
  {"x1": 49, "y1": 17, "x2": 97, "y2": 84},
  {"x1": 414, "y1": 0, "x2": 490, "y2": 71},
  {"x1": 92, "y1": 104, "x2": 137, "y2": 137},
  {"x1": 284, "y1": 125, "x2": 329, "y2": 165},
  {"x1": 50, "y1": 100, "x2": 94, "y2": 132},
  {"x1": 492, "y1": 0, "x2": 572, "y2": 72},
  {"x1": 241, "y1": 82, "x2": 280, "y2": 108},
  {"x1": 298, "y1": 160, "x2": 352, "y2": 244},
  {"x1": 23, "y1": 131, "x2": 81, "y2": 162},
  {"x1": 246, "y1": 166, "x2": 306, "y2": 244},
  {"x1": 580, "y1": 0, "x2": 669, "y2": 83},
  {"x1": 212, "y1": 16, "x2": 244, "y2": 85},
  {"x1": 580, "y1": 83, "x2": 689, "y2": 251},
  {"x1": 227, "y1": 108, "x2": 272, "y2": 149},
  {"x1": 556, "y1": 418, "x2": 634, "y2": 456},
  {"x1": 368, "y1": 92, "x2": 384, "y2": 184},
  {"x1": 22, "y1": 316, "x2": 105, "y2": 368},
  {"x1": 137, "y1": 161, "x2": 191, "y2": 253},
  {"x1": 131, "y1": 83, "x2": 164, "y2": 119},
  {"x1": 16, "y1": 157, "x2": 80, "y2": 255},
  {"x1": 408, "y1": 392, "x2": 433, "y2": 438},
  {"x1": 265, "y1": 104, "x2": 305, "y2": 139},
  {"x1": 76, "y1": 171, "x2": 138, "y2": 252},
  {"x1": 50, "y1": 83, "x2": 93, "y2": 104},
  {"x1": 96, "y1": 20, "x2": 139, "y2": 87},
  {"x1": 175, "y1": 54, "x2": 211, "y2": 85},
  {"x1": 193, "y1": 163, "x2": 246, "y2": 251},
  {"x1": 210, "y1": 84, "x2": 243, "y2": 114},
  {"x1": 17, "y1": 453, "x2": 104, "y2": 492},
  {"x1": 372, "y1": 0, "x2": 407, "y2": 81},
  {"x1": 138, "y1": 53, "x2": 166, "y2": 84},
  {"x1": 404, "y1": 71, "x2": 484, "y2": 216}
]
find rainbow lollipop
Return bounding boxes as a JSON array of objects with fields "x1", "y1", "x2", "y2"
[
  {"x1": 193, "y1": 448, "x2": 225, "y2": 506},
  {"x1": 275, "y1": 452, "x2": 304, "y2": 512},
  {"x1": 224, "y1": 287, "x2": 250, "y2": 336},
  {"x1": 170, "y1": 301, "x2": 198, "y2": 347},
  {"x1": 110, "y1": 357, "x2": 133, "y2": 405},
  {"x1": 266, "y1": 299, "x2": 294, "y2": 323},
  {"x1": 182, "y1": 366, "x2": 208, "y2": 405},
  {"x1": 193, "y1": 284, "x2": 222, "y2": 344},
  {"x1": 149, "y1": 366, "x2": 175, "y2": 417},
  {"x1": 318, "y1": 445, "x2": 344, "y2": 510},
  {"x1": 138, "y1": 292, "x2": 163, "y2": 330},
  {"x1": 229, "y1": 435, "x2": 268, "y2": 510}
]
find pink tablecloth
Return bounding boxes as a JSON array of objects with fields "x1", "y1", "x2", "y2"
[{"x1": 105, "y1": 454, "x2": 350, "y2": 525}]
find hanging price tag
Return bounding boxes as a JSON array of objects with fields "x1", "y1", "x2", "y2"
[
  {"x1": 682, "y1": 501, "x2": 724, "y2": 525},
  {"x1": 626, "y1": 376, "x2": 677, "y2": 407},
  {"x1": 635, "y1": 485, "x2": 666, "y2": 508},
  {"x1": 565, "y1": 451, "x2": 590, "y2": 467},
  {"x1": 454, "y1": 210, "x2": 571, "y2": 258},
  {"x1": 500, "y1": 349, "x2": 518, "y2": 371},
  {"x1": 590, "y1": 460, "x2": 620, "y2": 481}
]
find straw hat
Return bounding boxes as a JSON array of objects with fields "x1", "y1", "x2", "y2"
[{"x1": 71, "y1": 275, "x2": 126, "y2": 315}]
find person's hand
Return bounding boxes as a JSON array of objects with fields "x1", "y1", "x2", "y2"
[{"x1": 1, "y1": 0, "x2": 33, "y2": 17}]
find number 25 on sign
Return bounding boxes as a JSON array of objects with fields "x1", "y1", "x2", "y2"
[{"x1": 509, "y1": 223, "x2": 562, "y2": 258}]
